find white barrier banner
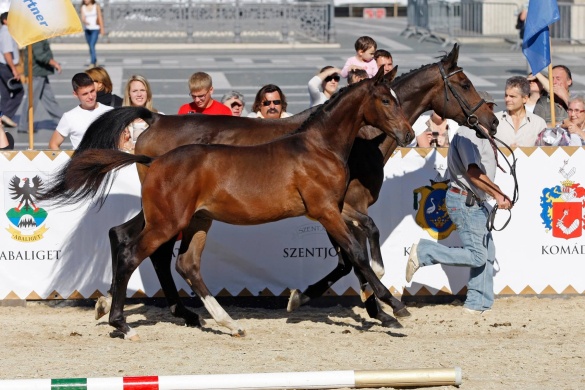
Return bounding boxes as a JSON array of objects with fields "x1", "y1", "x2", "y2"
[{"x1": 1, "y1": 148, "x2": 584, "y2": 301}]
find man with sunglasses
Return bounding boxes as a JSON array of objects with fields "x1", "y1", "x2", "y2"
[
  {"x1": 247, "y1": 84, "x2": 292, "y2": 119},
  {"x1": 178, "y1": 72, "x2": 232, "y2": 116},
  {"x1": 307, "y1": 65, "x2": 341, "y2": 107}
]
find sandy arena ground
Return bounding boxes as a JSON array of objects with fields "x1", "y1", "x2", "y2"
[{"x1": 0, "y1": 296, "x2": 583, "y2": 389}]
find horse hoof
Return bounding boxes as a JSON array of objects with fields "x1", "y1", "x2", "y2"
[
  {"x1": 394, "y1": 307, "x2": 411, "y2": 318},
  {"x1": 287, "y1": 289, "x2": 302, "y2": 312},
  {"x1": 124, "y1": 328, "x2": 140, "y2": 341},
  {"x1": 95, "y1": 296, "x2": 112, "y2": 320},
  {"x1": 185, "y1": 316, "x2": 205, "y2": 328},
  {"x1": 382, "y1": 318, "x2": 403, "y2": 329},
  {"x1": 127, "y1": 334, "x2": 141, "y2": 341},
  {"x1": 232, "y1": 329, "x2": 246, "y2": 337}
]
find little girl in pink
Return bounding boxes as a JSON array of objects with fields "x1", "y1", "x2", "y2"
[{"x1": 340, "y1": 36, "x2": 378, "y2": 79}]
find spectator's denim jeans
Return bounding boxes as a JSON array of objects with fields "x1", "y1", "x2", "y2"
[
  {"x1": 417, "y1": 190, "x2": 495, "y2": 311},
  {"x1": 85, "y1": 29, "x2": 100, "y2": 64}
]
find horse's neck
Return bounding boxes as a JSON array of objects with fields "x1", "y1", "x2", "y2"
[
  {"x1": 394, "y1": 65, "x2": 438, "y2": 124},
  {"x1": 306, "y1": 87, "x2": 367, "y2": 161}
]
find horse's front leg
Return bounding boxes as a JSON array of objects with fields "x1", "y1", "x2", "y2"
[
  {"x1": 318, "y1": 209, "x2": 405, "y2": 329},
  {"x1": 175, "y1": 217, "x2": 246, "y2": 337},
  {"x1": 341, "y1": 206, "x2": 385, "y2": 279},
  {"x1": 287, "y1": 234, "x2": 353, "y2": 312}
]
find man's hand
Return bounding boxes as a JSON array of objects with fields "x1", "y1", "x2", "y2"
[{"x1": 495, "y1": 193, "x2": 513, "y2": 210}]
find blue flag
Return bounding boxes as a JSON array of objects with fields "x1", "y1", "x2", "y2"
[{"x1": 522, "y1": 0, "x2": 560, "y2": 74}]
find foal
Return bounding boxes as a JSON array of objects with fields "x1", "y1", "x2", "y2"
[{"x1": 40, "y1": 68, "x2": 414, "y2": 339}]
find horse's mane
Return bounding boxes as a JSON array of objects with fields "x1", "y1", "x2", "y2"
[
  {"x1": 294, "y1": 81, "x2": 365, "y2": 134},
  {"x1": 392, "y1": 51, "x2": 453, "y2": 86}
]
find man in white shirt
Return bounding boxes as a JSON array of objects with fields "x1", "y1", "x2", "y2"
[
  {"x1": 495, "y1": 76, "x2": 546, "y2": 147},
  {"x1": 49, "y1": 72, "x2": 113, "y2": 149}
]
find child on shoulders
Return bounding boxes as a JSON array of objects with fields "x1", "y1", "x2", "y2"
[{"x1": 340, "y1": 36, "x2": 378, "y2": 79}]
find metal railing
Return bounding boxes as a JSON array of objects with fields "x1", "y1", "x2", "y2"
[
  {"x1": 404, "y1": 0, "x2": 585, "y2": 46},
  {"x1": 58, "y1": 0, "x2": 336, "y2": 44}
]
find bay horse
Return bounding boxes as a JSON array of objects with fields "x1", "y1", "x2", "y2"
[
  {"x1": 66, "y1": 43, "x2": 498, "y2": 334},
  {"x1": 39, "y1": 68, "x2": 414, "y2": 339}
]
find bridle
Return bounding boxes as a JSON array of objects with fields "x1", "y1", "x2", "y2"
[
  {"x1": 438, "y1": 62, "x2": 519, "y2": 231},
  {"x1": 439, "y1": 64, "x2": 485, "y2": 130}
]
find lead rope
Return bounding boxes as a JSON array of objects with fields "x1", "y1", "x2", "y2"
[{"x1": 438, "y1": 63, "x2": 519, "y2": 231}]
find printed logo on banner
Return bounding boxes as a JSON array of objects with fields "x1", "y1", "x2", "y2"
[
  {"x1": 540, "y1": 161, "x2": 585, "y2": 240},
  {"x1": 4, "y1": 173, "x2": 49, "y2": 242},
  {"x1": 413, "y1": 180, "x2": 455, "y2": 240}
]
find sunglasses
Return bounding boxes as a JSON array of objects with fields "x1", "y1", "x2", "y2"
[
  {"x1": 230, "y1": 101, "x2": 243, "y2": 108},
  {"x1": 262, "y1": 100, "x2": 281, "y2": 106},
  {"x1": 324, "y1": 75, "x2": 340, "y2": 83}
]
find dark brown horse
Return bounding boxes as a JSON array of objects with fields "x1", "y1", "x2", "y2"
[
  {"x1": 39, "y1": 68, "x2": 414, "y2": 339},
  {"x1": 64, "y1": 44, "x2": 498, "y2": 333}
]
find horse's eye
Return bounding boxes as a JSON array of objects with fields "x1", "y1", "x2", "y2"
[
  {"x1": 382, "y1": 99, "x2": 390, "y2": 105},
  {"x1": 461, "y1": 83, "x2": 471, "y2": 90}
]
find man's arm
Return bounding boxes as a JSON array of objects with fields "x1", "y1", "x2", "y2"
[
  {"x1": 467, "y1": 164, "x2": 513, "y2": 210},
  {"x1": 48, "y1": 130, "x2": 65, "y2": 150},
  {"x1": 0, "y1": 130, "x2": 9, "y2": 148},
  {"x1": 3, "y1": 52, "x2": 19, "y2": 80}
]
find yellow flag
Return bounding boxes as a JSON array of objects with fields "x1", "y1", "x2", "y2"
[{"x1": 7, "y1": 0, "x2": 82, "y2": 47}]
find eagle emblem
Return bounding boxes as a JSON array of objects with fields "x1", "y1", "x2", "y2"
[{"x1": 5, "y1": 175, "x2": 49, "y2": 242}]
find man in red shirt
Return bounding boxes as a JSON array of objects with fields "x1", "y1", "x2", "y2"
[{"x1": 178, "y1": 72, "x2": 232, "y2": 115}]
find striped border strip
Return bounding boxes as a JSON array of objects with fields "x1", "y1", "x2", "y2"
[{"x1": 0, "y1": 368, "x2": 461, "y2": 389}]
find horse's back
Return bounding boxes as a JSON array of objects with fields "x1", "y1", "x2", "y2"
[{"x1": 135, "y1": 112, "x2": 310, "y2": 158}]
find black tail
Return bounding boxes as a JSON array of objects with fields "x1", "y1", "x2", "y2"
[
  {"x1": 75, "y1": 106, "x2": 157, "y2": 154},
  {"x1": 37, "y1": 150, "x2": 153, "y2": 207}
]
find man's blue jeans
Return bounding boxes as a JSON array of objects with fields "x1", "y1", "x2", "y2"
[{"x1": 416, "y1": 190, "x2": 495, "y2": 311}]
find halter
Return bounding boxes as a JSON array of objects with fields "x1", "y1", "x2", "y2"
[
  {"x1": 438, "y1": 64, "x2": 485, "y2": 129},
  {"x1": 438, "y1": 63, "x2": 519, "y2": 231}
]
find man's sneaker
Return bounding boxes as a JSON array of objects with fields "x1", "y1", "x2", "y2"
[
  {"x1": 463, "y1": 307, "x2": 492, "y2": 315},
  {"x1": 405, "y1": 243, "x2": 419, "y2": 282}
]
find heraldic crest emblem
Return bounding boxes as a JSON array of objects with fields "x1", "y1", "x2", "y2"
[
  {"x1": 5, "y1": 174, "x2": 49, "y2": 242},
  {"x1": 413, "y1": 179, "x2": 455, "y2": 240},
  {"x1": 540, "y1": 161, "x2": 585, "y2": 240}
]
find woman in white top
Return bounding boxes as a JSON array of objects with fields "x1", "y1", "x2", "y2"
[
  {"x1": 80, "y1": 0, "x2": 104, "y2": 67},
  {"x1": 307, "y1": 66, "x2": 341, "y2": 107},
  {"x1": 121, "y1": 75, "x2": 160, "y2": 151}
]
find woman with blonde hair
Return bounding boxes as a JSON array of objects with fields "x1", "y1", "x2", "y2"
[{"x1": 120, "y1": 75, "x2": 160, "y2": 150}]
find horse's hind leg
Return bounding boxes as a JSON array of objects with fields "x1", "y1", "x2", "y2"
[
  {"x1": 175, "y1": 217, "x2": 246, "y2": 337},
  {"x1": 97, "y1": 211, "x2": 146, "y2": 320},
  {"x1": 109, "y1": 223, "x2": 205, "y2": 340},
  {"x1": 150, "y1": 232, "x2": 202, "y2": 328}
]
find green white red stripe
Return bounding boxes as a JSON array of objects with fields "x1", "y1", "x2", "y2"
[{"x1": 0, "y1": 368, "x2": 462, "y2": 389}]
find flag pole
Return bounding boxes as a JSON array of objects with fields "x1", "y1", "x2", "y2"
[
  {"x1": 26, "y1": 45, "x2": 34, "y2": 150},
  {"x1": 548, "y1": 35, "x2": 555, "y2": 128}
]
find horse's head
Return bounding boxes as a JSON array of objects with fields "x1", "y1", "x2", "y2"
[
  {"x1": 429, "y1": 44, "x2": 499, "y2": 137},
  {"x1": 364, "y1": 66, "x2": 414, "y2": 147}
]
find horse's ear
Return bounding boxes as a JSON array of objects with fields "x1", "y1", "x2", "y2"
[
  {"x1": 444, "y1": 44, "x2": 459, "y2": 69},
  {"x1": 372, "y1": 65, "x2": 386, "y2": 85},
  {"x1": 383, "y1": 66, "x2": 399, "y2": 84}
]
